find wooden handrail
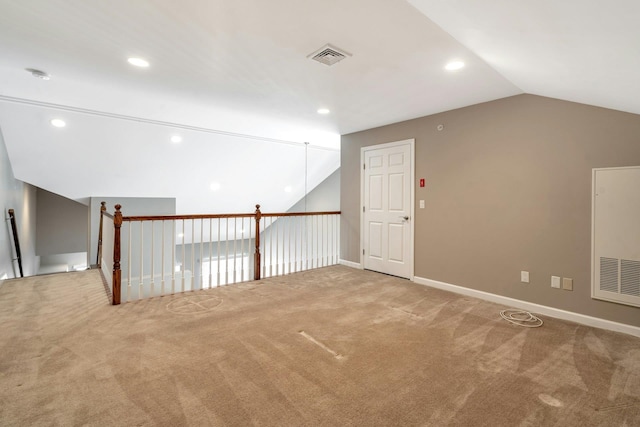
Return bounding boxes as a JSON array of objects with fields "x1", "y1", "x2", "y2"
[
  {"x1": 261, "y1": 211, "x2": 341, "y2": 217},
  {"x1": 122, "y1": 213, "x2": 257, "y2": 222},
  {"x1": 7, "y1": 209, "x2": 23, "y2": 278},
  {"x1": 121, "y1": 210, "x2": 341, "y2": 222}
]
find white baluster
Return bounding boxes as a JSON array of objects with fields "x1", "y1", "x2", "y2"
[
  {"x1": 233, "y1": 217, "x2": 237, "y2": 283},
  {"x1": 171, "y1": 220, "x2": 175, "y2": 295},
  {"x1": 200, "y1": 219, "x2": 204, "y2": 290},
  {"x1": 209, "y1": 218, "x2": 213, "y2": 289},
  {"x1": 181, "y1": 219, "x2": 185, "y2": 293},
  {"x1": 217, "y1": 218, "x2": 221, "y2": 287},
  {"x1": 161, "y1": 220, "x2": 165, "y2": 295},
  {"x1": 275, "y1": 216, "x2": 279, "y2": 276},
  {"x1": 150, "y1": 221, "x2": 155, "y2": 297},
  {"x1": 225, "y1": 218, "x2": 229, "y2": 285},
  {"x1": 127, "y1": 222, "x2": 132, "y2": 302},
  {"x1": 240, "y1": 218, "x2": 245, "y2": 281},
  {"x1": 191, "y1": 220, "x2": 195, "y2": 292}
]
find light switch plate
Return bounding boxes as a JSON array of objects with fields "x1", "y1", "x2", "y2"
[
  {"x1": 551, "y1": 276, "x2": 561, "y2": 288},
  {"x1": 563, "y1": 278, "x2": 573, "y2": 291},
  {"x1": 521, "y1": 271, "x2": 529, "y2": 283},
  {"x1": 419, "y1": 200, "x2": 425, "y2": 209}
]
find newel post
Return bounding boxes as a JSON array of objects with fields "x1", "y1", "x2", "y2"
[
  {"x1": 112, "y1": 204, "x2": 122, "y2": 305},
  {"x1": 254, "y1": 204, "x2": 262, "y2": 280},
  {"x1": 96, "y1": 201, "x2": 106, "y2": 266}
]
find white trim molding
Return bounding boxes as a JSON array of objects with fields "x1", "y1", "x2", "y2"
[
  {"x1": 339, "y1": 259, "x2": 363, "y2": 269},
  {"x1": 414, "y1": 276, "x2": 640, "y2": 338}
]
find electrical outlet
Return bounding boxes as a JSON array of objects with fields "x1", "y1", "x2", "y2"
[
  {"x1": 563, "y1": 278, "x2": 573, "y2": 291},
  {"x1": 551, "y1": 276, "x2": 561, "y2": 288},
  {"x1": 521, "y1": 271, "x2": 529, "y2": 283}
]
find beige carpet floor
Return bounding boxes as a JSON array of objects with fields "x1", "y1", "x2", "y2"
[{"x1": 1, "y1": 266, "x2": 639, "y2": 426}]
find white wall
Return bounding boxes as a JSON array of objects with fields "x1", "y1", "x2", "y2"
[
  {"x1": 88, "y1": 196, "x2": 176, "y2": 266},
  {"x1": 288, "y1": 168, "x2": 340, "y2": 212},
  {"x1": 0, "y1": 128, "x2": 37, "y2": 280}
]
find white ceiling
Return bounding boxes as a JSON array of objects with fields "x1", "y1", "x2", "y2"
[{"x1": 0, "y1": 0, "x2": 637, "y2": 214}]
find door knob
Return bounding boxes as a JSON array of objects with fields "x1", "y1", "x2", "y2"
[{"x1": 400, "y1": 216, "x2": 409, "y2": 221}]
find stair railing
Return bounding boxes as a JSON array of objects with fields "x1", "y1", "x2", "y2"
[
  {"x1": 96, "y1": 201, "x2": 106, "y2": 266},
  {"x1": 98, "y1": 203, "x2": 340, "y2": 305},
  {"x1": 7, "y1": 209, "x2": 24, "y2": 278}
]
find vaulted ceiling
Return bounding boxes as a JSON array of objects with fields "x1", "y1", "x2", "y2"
[{"x1": 1, "y1": 0, "x2": 637, "y2": 213}]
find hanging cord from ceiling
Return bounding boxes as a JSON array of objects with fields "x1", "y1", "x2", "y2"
[
  {"x1": 304, "y1": 141, "x2": 309, "y2": 212},
  {"x1": 500, "y1": 309, "x2": 543, "y2": 328}
]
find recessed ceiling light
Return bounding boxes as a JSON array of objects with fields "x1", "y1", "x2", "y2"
[
  {"x1": 317, "y1": 108, "x2": 330, "y2": 115},
  {"x1": 26, "y1": 68, "x2": 50, "y2": 80},
  {"x1": 170, "y1": 135, "x2": 182, "y2": 143},
  {"x1": 284, "y1": 185, "x2": 292, "y2": 193},
  {"x1": 445, "y1": 61, "x2": 465, "y2": 71},
  {"x1": 127, "y1": 57, "x2": 149, "y2": 68},
  {"x1": 50, "y1": 119, "x2": 66, "y2": 128},
  {"x1": 210, "y1": 182, "x2": 221, "y2": 191}
]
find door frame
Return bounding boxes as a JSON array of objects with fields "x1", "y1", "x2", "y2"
[{"x1": 360, "y1": 138, "x2": 415, "y2": 279}]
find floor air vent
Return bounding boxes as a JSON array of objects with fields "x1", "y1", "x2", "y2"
[{"x1": 308, "y1": 44, "x2": 351, "y2": 66}]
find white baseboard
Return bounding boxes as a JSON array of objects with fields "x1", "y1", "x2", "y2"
[
  {"x1": 339, "y1": 259, "x2": 362, "y2": 270},
  {"x1": 414, "y1": 276, "x2": 640, "y2": 338}
]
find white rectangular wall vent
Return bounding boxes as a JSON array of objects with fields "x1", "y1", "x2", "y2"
[
  {"x1": 592, "y1": 166, "x2": 640, "y2": 308},
  {"x1": 599, "y1": 257, "x2": 618, "y2": 293},
  {"x1": 621, "y1": 259, "x2": 640, "y2": 296},
  {"x1": 308, "y1": 44, "x2": 351, "y2": 66}
]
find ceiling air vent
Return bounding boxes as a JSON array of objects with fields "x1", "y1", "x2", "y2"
[{"x1": 308, "y1": 44, "x2": 351, "y2": 66}]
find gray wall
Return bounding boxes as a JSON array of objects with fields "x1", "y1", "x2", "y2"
[
  {"x1": 88, "y1": 196, "x2": 176, "y2": 266},
  {"x1": 288, "y1": 168, "x2": 340, "y2": 213},
  {"x1": 36, "y1": 188, "x2": 88, "y2": 256},
  {"x1": 0, "y1": 129, "x2": 37, "y2": 279},
  {"x1": 341, "y1": 94, "x2": 640, "y2": 327}
]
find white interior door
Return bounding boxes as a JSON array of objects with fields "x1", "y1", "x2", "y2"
[{"x1": 362, "y1": 139, "x2": 414, "y2": 279}]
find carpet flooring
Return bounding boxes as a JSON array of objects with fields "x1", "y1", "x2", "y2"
[{"x1": 1, "y1": 266, "x2": 639, "y2": 426}]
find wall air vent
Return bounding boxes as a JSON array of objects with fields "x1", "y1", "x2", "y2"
[
  {"x1": 592, "y1": 166, "x2": 640, "y2": 308},
  {"x1": 308, "y1": 44, "x2": 352, "y2": 66}
]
